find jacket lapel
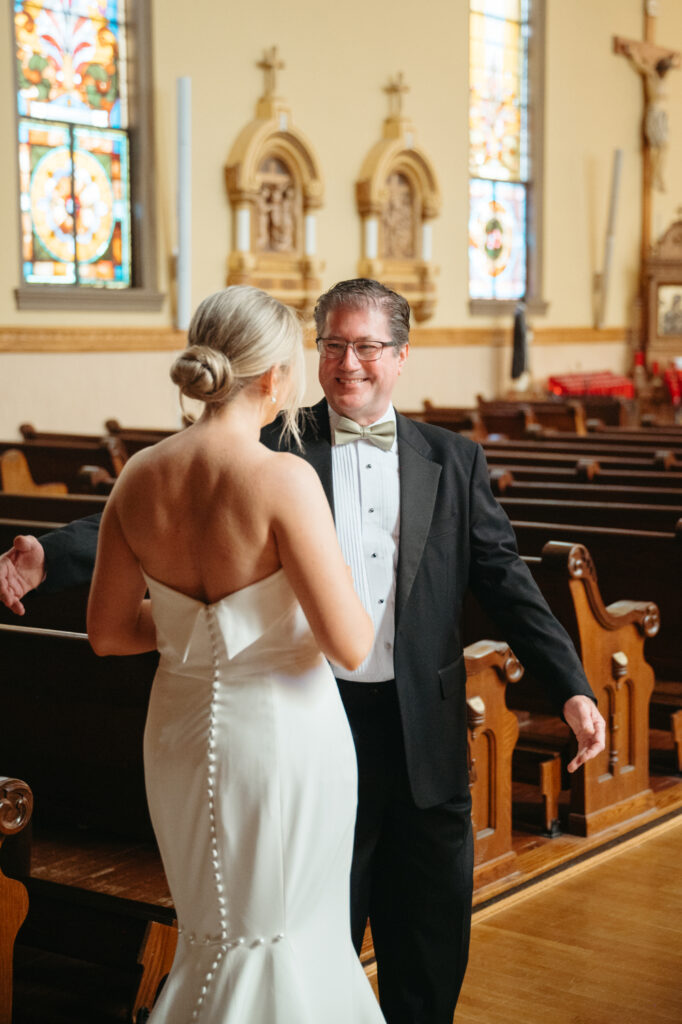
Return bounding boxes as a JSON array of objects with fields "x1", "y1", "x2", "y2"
[
  {"x1": 395, "y1": 413, "x2": 441, "y2": 625},
  {"x1": 301, "y1": 399, "x2": 335, "y2": 516}
]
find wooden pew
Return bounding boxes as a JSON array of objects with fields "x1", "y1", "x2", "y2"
[
  {"x1": 508, "y1": 520, "x2": 682, "y2": 771},
  {"x1": 0, "y1": 777, "x2": 33, "y2": 1024},
  {"x1": 464, "y1": 541, "x2": 660, "y2": 836},
  {"x1": 0, "y1": 440, "x2": 122, "y2": 493},
  {"x1": 530, "y1": 543, "x2": 658, "y2": 835},
  {"x1": 508, "y1": 522, "x2": 680, "y2": 684},
  {"x1": 498, "y1": 497, "x2": 682, "y2": 534},
  {"x1": 19, "y1": 424, "x2": 104, "y2": 445},
  {"x1": 465, "y1": 640, "x2": 523, "y2": 888},
  {"x1": 491, "y1": 473, "x2": 682, "y2": 507},
  {"x1": 494, "y1": 461, "x2": 682, "y2": 490},
  {"x1": 477, "y1": 403, "x2": 536, "y2": 439},
  {"x1": 580, "y1": 394, "x2": 634, "y2": 426},
  {"x1": 555, "y1": 426, "x2": 682, "y2": 452},
  {"x1": 482, "y1": 447, "x2": 679, "y2": 473},
  {"x1": 483, "y1": 437, "x2": 682, "y2": 470},
  {"x1": 0, "y1": 623, "x2": 176, "y2": 1023},
  {"x1": 419, "y1": 403, "x2": 487, "y2": 440},
  {"x1": 0, "y1": 492, "x2": 106, "y2": 523},
  {"x1": 477, "y1": 397, "x2": 588, "y2": 435},
  {"x1": 0, "y1": 450, "x2": 68, "y2": 496},
  {"x1": 105, "y1": 420, "x2": 177, "y2": 457}
]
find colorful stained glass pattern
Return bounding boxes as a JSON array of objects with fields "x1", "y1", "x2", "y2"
[
  {"x1": 19, "y1": 118, "x2": 131, "y2": 286},
  {"x1": 15, "y1": 0, "x2": 127, "y2": 129},
  {"x1": 469, "y1": 179, "x2": 526, "y2": 300},
  {"x1": 469, "y1": 5, "x2": 527, "y2": 181}
]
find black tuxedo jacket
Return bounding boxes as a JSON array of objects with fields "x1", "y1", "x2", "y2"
[
  {"x1": 262, "y1": 400, "x2": 594, "y2": 807},
  {"x1": 40, "y1": 399, "x2": 594, "y2": 808}
]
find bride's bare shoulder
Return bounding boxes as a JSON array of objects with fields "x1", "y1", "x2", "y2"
[{"x1": 258, "y1": 449, "x2": 322, "y2": 500}]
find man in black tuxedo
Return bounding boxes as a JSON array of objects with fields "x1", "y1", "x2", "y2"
[{"x1": 0, "y1": 279, "x2": 604, "y2": 1024}]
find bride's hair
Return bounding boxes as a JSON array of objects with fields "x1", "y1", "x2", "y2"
[{"x1": 170, "y1": 285, "x2": 305, "y2": 444}]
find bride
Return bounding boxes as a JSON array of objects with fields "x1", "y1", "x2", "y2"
[{"x1": 87, "y1": 285, "x2": 383, "y2": 1023}]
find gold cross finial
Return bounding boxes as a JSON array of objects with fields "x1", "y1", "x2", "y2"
[
  {"x1": 257, "y1": 46, "x2": 285, "y2": 98},
  {"x1": 384, "y1": 71, "x2": 409, "y2": 118}
]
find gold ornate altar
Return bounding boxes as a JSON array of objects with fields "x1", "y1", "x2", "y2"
[{"x1": 225, "y1": 48, "x2": 324, "y2": 318}]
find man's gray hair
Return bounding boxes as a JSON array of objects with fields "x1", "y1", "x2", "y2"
[{"x1": 313, "y1": 279, "x2": 411, "y2": 349}]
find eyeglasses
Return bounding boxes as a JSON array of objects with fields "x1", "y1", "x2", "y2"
[{"x1": 316, "y1": 338, "x2": 396, "y2": 362}]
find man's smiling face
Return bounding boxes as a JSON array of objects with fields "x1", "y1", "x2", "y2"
[{"x1": 317, "y1": 305, "x2": 409, "y2": 426}]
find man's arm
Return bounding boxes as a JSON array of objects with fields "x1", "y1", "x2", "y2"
[
  {"x1": 0, "y1": 513, "x2": 102, "y2": 613},
  {"x1": 466, "y1": 444, "x2": 605, "y2": 767}
]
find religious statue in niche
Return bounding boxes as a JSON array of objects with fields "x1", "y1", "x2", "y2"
[
  {"x1": 355, "y1": 73, "x2": 441, "y2": 321},
  {"x1": 224, "y1": 47, "x2": 324, "y2": 317},
  {"x1": 621, "y1": 42, "x2": 677, "y2": 192},
  {"x1": 256, "y1": 157, "x2": 297, "y2": 253},
  {"x1": 382, "y1": 172, "x2": 415, "y2": 259}
]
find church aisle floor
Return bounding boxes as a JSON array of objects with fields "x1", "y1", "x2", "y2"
[{"x1": 455, "y1": 815, "x2": 682, "y2": 1023}]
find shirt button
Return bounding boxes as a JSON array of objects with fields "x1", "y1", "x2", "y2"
[
  {"x1": 368, "y1": 508, "x2": 375, "y2": 513},
  {"x1": 366, "y1": 464, "x2": 372, "y2": 469},
  {"x1": 371, "y1": 552, "x2": 377, "y2": 558},
  {"x1": 384, "y1": 641, "x2": 392, "y2": 650},
  {"x1": 378, "y1": 599, "x2": 384, "y2": 604}
]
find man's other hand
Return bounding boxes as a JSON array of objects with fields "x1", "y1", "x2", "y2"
[
  {"x1": 0, "y1": 535, "x2": 46, "y2": 615},
  {"x1": 563, "y1": 694, "x2": 606, "y2": 773}
]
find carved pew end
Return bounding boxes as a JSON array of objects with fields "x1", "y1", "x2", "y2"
[{"x1": 0, "y1": 777, "x2": 33, "y2": 1024}]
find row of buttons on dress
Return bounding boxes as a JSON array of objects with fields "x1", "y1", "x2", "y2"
[{"x1": 178, "y1": 928, "x2": 285, "y2": 949}]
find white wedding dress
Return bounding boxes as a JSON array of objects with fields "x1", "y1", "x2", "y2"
[{"x1": 141, "y1": 567, "x2": 384, "y2": 1023}]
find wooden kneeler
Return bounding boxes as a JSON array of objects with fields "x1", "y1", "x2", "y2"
[{"x1": 0, "y1": 777, "x2": 33, "y2": 1024}]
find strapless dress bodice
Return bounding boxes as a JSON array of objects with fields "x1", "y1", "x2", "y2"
[{"x1": 142, "y1": 568, "x2": 323, "y2": 678}]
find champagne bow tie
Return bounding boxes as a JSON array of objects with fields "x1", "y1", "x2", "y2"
[{"x1": 333, "y1": 416, "x2": 396, "y2": 451}]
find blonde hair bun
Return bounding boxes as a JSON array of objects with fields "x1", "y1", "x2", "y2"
[{"x1": 170, "y1": 345, "x2": 238, "y2": 405}]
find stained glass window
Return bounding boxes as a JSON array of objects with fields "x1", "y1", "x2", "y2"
[
  {"x1": 469, "y1": 0, "x2": 533, "y2": 303},
  {"x1": 14, "y1": 0, "x2": 132, "y2": 289}
]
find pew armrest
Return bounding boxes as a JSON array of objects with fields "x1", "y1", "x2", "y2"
[{"x1": 0, "y1": 778, "x2": 33, "y2": 839}]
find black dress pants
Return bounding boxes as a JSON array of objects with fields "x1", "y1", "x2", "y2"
[{"x1": 337, "y1": 678, "x2": 474, "y2": 1024}]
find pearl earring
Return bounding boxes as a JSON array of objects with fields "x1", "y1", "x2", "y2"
[{"x1": 271, "y1": 392, "x2": 277, "y2": 404}]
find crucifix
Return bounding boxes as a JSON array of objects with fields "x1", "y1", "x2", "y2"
[
  {"x1": 257, "y1": 46, "x2": 285, "y2": 99},
  {"x1": 384, "y1": 71, "x2": 409, "y2": 120},
  {"x1": 614, "y1": 2, "x2": 679, "y2": 273}
]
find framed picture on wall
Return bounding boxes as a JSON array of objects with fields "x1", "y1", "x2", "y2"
[
  {"x1": 657, "y1": 285, "x2": 682, "y2": 337},
  {"x1": 644, "y1": 217, "x2": 682, "y2": 364}
]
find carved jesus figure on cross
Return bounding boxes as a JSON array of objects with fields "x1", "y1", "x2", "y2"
[{"x1": 614, "y1": 10, "x2": 679, "y2": 194}]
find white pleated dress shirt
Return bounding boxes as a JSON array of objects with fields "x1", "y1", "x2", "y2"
[{"x1": 327, "y1": 404, "x2": 400, "y2": 682}]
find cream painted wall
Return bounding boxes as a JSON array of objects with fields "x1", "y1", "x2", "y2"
[{"x1": 1, "y1": 0, "x2": 681, "y2": 434}]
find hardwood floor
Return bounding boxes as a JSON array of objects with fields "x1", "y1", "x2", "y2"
[{"x1": 456, "y1": 814, "x2": 682, "y2": 1023}]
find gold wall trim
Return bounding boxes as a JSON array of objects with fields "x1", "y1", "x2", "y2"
[
  {"x1": 0, "y1": 324, "x2": 625, "y2": 353},
  {"x1": 0, "y1": 327, "x2": 187, "y2": 353},
  {"x1": 405, "y1": 326, "x2": 627, "y2": 348}
]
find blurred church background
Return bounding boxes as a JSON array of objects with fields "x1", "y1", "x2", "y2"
[{"x1": 2, "y1": 0, "x2": 682, "y2": 434}]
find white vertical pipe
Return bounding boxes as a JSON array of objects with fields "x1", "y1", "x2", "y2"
[
  {"x1": 421, "y1": 222, "x2": 433, "y2": 261},
  {"x1": 597, "y1": 148, "x2": 622, "y2": 329},
  {"x1": 304, "y1": 213, "x2": 316, "y2": 256},
  {"x1": 365, "y1": 217, "x2": 378, "y2": 259},
  {"x1": 236, "y1": 207, "x2": 251, "y2": 252},
  {"x1": 176, "y1": 77, "x2": 192, "y2": 330}
]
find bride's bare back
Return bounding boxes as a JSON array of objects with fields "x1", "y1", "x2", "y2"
[
  {"x1": 88, "y1": 406, "x2": 373, "y2": 673},
  {"x1": 115, "y1": 418, "x2": 286, "y2": 603}
]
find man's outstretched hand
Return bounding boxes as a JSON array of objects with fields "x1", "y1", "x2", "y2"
[
  {"x1": 563, "y1": 694, "x2": 606, "y2": 773},
  {"x1": 0, "y1": 535, "x2": 46, "y2": 615}
]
